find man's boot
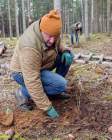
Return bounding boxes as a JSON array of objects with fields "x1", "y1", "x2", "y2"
[
  {"x1": 55, "y1": 92, "x2": 71, "y2": 99},
  {"x1": 15, "y1": 88, "x2": 33, "y2": 111},
  {"x1": 48, "y1": 92, "x2": 70, "y2": 100}
]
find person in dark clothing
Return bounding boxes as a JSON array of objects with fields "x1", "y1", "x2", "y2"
[{"x1": 71, "y1": 22, "x2": 82, "y2": 47}]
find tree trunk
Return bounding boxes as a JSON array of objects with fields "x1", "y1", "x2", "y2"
[
  {"x1": 97, "y1": 0, "x2": 100, "y2": 32},
  {"x1": 64, "y1": 0, "x2": 69, "y2": 34},
  {"x1": 102, "y1": 0, "x2": 105, "y2": 32},
  {"x1": 91, "y1": 0, "x2": 99, "y2": 33},
  {"x1": 80, "y1": 0, "x2": 85, "y2": 33},
  {"x1": 8, "y1": 0, "x2": 12, "y2": 38},
  {"x1": 0, "y1": 5, "x2": 5, "y2": 37},
  {"x1": 91, "y1": 0, "x2": 94, "y2": 33},
  {"x1": 1, "y1": 15, "x2": 5, "y2": 37},
  {"x1": 107, "y1": 0, "x2": 111, "y2": 35},
  {"x1": 15, "y1": 0, "x2": 19, "y2": 38},
  {"x1": 27, "y1": 0, "x2": 33, "y2": 26},
  {"x1": 99, "y1": 0, "x2": 103, "y2": 32},
  {"x1": 22, "y1": 0, "x2": 26, "y2": 32},
  {"x1": 28, "y1": 0, "x2": 30, "y2": 18},
  {"x1": 54, "y1": 0, "x2": 61, "y2": 16},
  {"x1": 84, "y1": 0, "x2": 90, "y2": 39}
]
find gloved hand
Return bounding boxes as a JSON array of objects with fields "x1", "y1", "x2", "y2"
[
  {"x1": 47, "y1": 106, "x2": 59, "y2": 118},
  {"x1": 61, "y1": 51, "x2": 74, "y2": 65}
]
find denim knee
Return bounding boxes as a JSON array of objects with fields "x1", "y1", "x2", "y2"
[{"x1": 41, "y1": 70, "x2": 67, "y2": 95}]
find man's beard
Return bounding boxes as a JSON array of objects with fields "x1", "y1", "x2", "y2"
[{"x1": 45, "y1": 42, "x2": 55, "y2": 48}]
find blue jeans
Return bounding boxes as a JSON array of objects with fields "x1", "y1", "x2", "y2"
[
  {"x1": 71, "y1": 33, "x2": 74, "y2": 45},
  {"x1": 75, "y1": 31, "x2": 79, "y2": 46},
  {"x1": 11, "y1": 52, "x2": 73, "y2": 98}
]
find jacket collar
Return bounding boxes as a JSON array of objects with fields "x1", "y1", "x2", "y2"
[{"x1": 33, "y1": 20, "x2": 47, "y2": 50}]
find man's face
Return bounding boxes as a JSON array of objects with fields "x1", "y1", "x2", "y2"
[{"x1": 42, "y1": 32, "x2": 58, "y2": 47}]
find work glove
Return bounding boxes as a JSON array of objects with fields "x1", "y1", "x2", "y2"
[
  {"x1": 61, "y1": 51, "x2": 74, "y2": 65},
  {"x1": 47, "y1": 106, "x2": 59, "y2": 118}
]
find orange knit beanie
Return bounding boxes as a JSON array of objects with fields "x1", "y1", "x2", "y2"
[{"x1": 40, "y1": 10, "x2": 62, "y2": 36}]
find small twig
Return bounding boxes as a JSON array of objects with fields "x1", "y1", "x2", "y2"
[{"x1": 74, "y1": 78, "x2": 83, "y2": 112}]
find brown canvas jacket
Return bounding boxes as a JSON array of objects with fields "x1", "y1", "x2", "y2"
[{"x1": 10, "y1": 20, "x2": 60, "y2": 111}]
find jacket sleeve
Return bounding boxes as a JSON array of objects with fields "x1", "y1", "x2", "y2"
[{"x1": 19, "y1": 47, "x2": 52, "y2": 111}]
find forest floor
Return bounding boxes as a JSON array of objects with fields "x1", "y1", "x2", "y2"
[{"x1": 0, "y1": 33, "x2": 112, "y2": 140}]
